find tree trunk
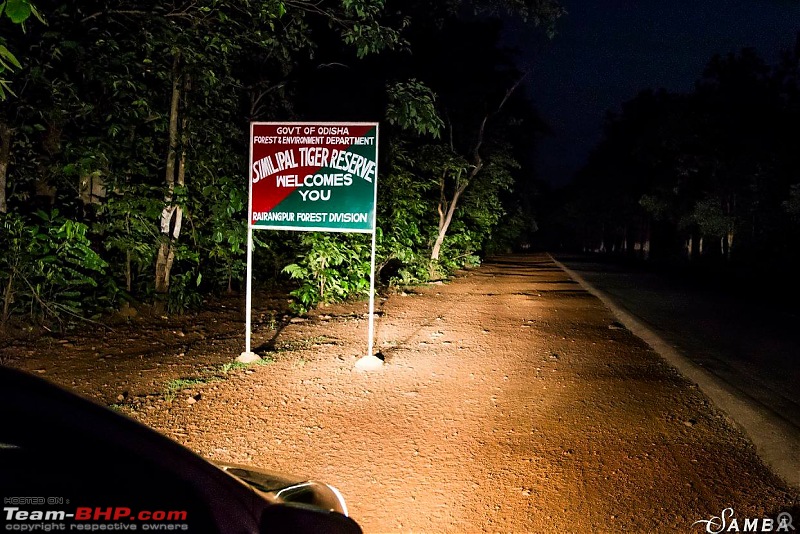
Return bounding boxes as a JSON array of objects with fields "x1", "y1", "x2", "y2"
[
  {"x1": 622, "y1": 226, "x2": 628, "y2": 254},
  {"x1": 2, "y1": 268, "x2": 15, "y2": 325},
  {"x1": 725, "y1": 194, "x2": 735, "y2": 261},
  {"x1": 430, "y1": 156, "x2": 481, "y2": 262},
  {"x1": 125, "y1": 249, "x2": 132, "y2": 293},
  {"x1": 431, "y1": 187, "x2": 463, "y2": 261},
  {"x1": 690, "y1": 226, "x2": 701, "y2": 261},
  {"x1": 154, "y1": 241, "x2": 176, "y2": 295},
  {"x1": 726, "y1": 230, "x2": 734, "y2": 261},
  {"x1": 0, "y1": 122, "x2": 12, "y2": 214},
  {"x1": 599, "y1": 223, "x2": 606, "y2": 253},
  {"x1": 154, "y1": 53, "x2": 184, "y2": 304}
]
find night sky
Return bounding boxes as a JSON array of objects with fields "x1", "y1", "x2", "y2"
[{"x1": 504, "y1": 0, "x2": 800, "y2": 187}]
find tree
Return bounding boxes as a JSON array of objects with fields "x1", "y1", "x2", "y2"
[
  {"x1": 397, "y1": 17, "x2": 550, "y2": 266},
  {"x1": 428, "y1": 78, "x2": 524, "y2": 261},
  {"x1": 0, "y1": 0, "x2": 565, "y2": 324},
  {"x1": 286, "y1": 4, "x2": 559, "y2": 287},
  {"x1": 552, "y1": 38, "x2": 800, "y2": 295},
  {"x1": 50, "y1": 0, "x2": 413, "y2": 310}
]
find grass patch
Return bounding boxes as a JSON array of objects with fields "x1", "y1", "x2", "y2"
[
  {"x1": 213, "y1": 357, "x2": 273, "y2": 375},
  {"x1": 107, "y1": 403, "x2": 137, "y2": 415},
  {"x1": 164, "y1": 377, "x2": 218, "y2": 401},
  {"x1": 166, "y1": 377, "x2": 212, "y2": 392},
  {"x1": 162, "y1": 357, "x2": 273, "y2": 402},
  {"x1": 216, "y1": 361, "x2": 249, "y2": 374},
  {"x1": 259, "y1": 311, "x2": 280, "y2": 331}
]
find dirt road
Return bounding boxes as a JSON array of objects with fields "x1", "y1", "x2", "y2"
[{"x1": 4, "y1": 253, "x2": 798, "y2": 532}]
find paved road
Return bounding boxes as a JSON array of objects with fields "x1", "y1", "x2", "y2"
[{"x1": 554, "y1": 252, "x2": 800, "y2": 487}]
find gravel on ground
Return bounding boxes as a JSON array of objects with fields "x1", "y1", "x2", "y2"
[{"x1": 4, "y1": 253, "x2": 798, "y2": 533}]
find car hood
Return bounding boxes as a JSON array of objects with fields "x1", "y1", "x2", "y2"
[{"x1": 217, "y1": 463, "x2": 349, "y2": 517}]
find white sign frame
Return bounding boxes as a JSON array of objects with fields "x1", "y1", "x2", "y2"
[{"x1": 242, "y1": 122, "x2": 380, "y2": 365}]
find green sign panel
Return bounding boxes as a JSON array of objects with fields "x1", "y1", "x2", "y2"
[{"x1": 249, "y1": 122, "x2": 379, "y2": 233}]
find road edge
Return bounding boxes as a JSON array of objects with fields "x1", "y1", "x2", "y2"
[{"x1": 550, "y1": 254, "x2": 800, "y2": 490}]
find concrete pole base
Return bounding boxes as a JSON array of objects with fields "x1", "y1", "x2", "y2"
[
  {"x1": 355, "y1": 355, "x2": 384, "y2": 371},
  {"x1": 237, "y1": 352, "x2": 261, "y2": 364}
]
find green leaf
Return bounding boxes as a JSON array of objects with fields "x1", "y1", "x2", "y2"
[
  {"x1": 0, "y1": 79, "x2": 15, "y2": 98},
  {"x1": 4, "y1": 0, "x2": 32, "y2": 24},
  {"x1": 0, "y1": 45, "x2": 22, "y2": 70}
]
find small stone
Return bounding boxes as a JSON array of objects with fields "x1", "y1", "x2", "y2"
[{"x1": 186, "y1": 397, "x2": 197, "y2": 405}]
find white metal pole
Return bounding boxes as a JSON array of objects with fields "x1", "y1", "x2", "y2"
[
  {"x1": 245, "y1": 225, "x2": 254, "y2": 354},
  {"x1": 243, "y1": 121, "x2": 255, "y2": 359},
  {"x1": 367, "y1": 228, "x2": 377, "y2": 358},
  {"x1": 367, "y1": 123, "x2": 380, "y2": 359}
]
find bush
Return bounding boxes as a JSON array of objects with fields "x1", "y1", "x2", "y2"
[
  {"x1": 1, "y1": 210, "x2": 108, "y2": 327},
  {"x1": 282, "y1": 233, "x2": 372, "y2": 313}
]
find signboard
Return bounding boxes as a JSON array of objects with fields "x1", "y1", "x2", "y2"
[
  {"x1": 249, "y1": 122, "x2": 379, "y2": 233},
  {"x1": 242, "y1": 122, "x2": 383, "y2": 368}
]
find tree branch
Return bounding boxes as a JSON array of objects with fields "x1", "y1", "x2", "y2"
[
  {"x1": 285, "y1": 0, "x2": 350, "y2": 29},
  {"x1": 81, "y1": 8, "x2": 201, "y2": 24},
  {"x1": 472, "y1": 71, "x2": 528, "y2": 166}
]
